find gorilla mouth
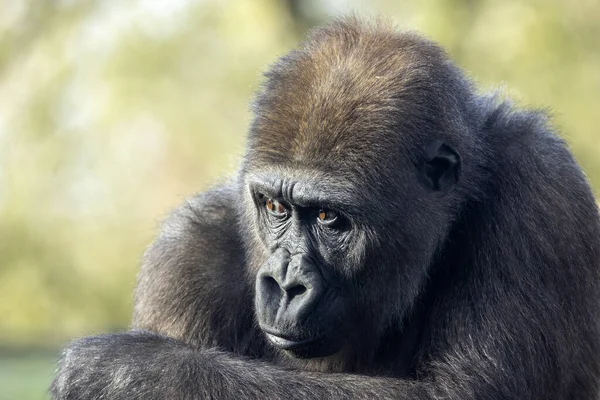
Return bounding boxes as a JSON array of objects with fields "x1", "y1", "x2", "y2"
[
  {"x1": 261, "y1": 327, "x2": 342, "y2": 358},
  {"x1": 264, "y1": 332, "x2": 321, "y2": 350}
]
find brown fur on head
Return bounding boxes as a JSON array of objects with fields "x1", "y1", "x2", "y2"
[{"x1": 246, "y1": 16, "x2": 477, "y2": 183}]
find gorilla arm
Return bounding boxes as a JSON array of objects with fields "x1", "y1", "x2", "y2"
[
  {"x1": 51, "y1": 332, "x2": 424, "y2": 399},
  {"x1": 131, "y1": 184, "x2": 264, "y2": 355}
]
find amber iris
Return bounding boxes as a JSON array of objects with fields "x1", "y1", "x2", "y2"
[
  {"x1": 318, "y1": 209, "x2": 337, "y2": 222},
  {"x1": 266, "y1": 198, "x2": 286, "y2": 215}
]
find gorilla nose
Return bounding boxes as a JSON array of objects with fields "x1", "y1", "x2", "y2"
[{"x1": 255, "y1": 255, "x2": 324, "y2": 325}]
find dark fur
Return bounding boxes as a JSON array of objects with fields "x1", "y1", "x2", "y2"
[{"x1": 52, "y1": 18, "x2": 600, "y2": 399}]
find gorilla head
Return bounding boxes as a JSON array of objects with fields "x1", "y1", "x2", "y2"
[{"x1": 241, "y1": 19, "x2": 483, "y2": 361}]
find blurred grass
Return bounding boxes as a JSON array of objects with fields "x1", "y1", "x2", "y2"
[
  {"x1": 0, "y1": 351, "x2": 57, "y2": 400},
  {"x1": 1, "y1": 0, "x2": 599, "y2": 398}
]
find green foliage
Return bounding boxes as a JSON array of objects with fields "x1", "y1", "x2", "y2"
[{"x1": 1, "y1": 0, "x2": 598, "y2": 350}]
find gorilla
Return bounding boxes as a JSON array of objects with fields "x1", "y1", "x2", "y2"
[{"x1": 52, "y1": 18, "x2": 600, "y2": 399}]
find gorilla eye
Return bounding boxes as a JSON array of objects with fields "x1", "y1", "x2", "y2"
[
  {"x1": 317, "y1": 209, "x2": 338, "y2": 225},
  {"x1": 265, "y1": 198, "x2": 287, "y2": 217}
]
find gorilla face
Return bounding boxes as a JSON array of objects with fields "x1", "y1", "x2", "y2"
[
  {"x1": 250, "y1": 170, "x2": 357, "y2": 358},
  {"x1": 250, "y1": 139, "x2": 461, "y2": 359}
]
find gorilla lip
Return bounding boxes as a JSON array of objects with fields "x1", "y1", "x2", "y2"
[{"x1": 264, "y1": 332, "x2": 320, "y2": 350}]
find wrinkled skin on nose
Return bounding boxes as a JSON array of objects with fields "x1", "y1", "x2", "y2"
[{"x1": 255, "y1": 248, "x2": 325, "y2": 332}]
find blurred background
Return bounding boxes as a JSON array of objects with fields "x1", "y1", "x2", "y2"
[{"x1": 1, "y1": 0, "x2": 599, "y2": 398}]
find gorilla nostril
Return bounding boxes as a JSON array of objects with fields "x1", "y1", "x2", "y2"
[
  {"x1": 263, "y1": 276, "x2": 281, "y2": 293},
  {"x1": 287, "y1": 284, "x2": 307, "y2": 298}
]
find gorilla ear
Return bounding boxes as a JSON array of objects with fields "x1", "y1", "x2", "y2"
[{"x1": 419, "y1": 140, "x2": 461, "y2": 192}]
